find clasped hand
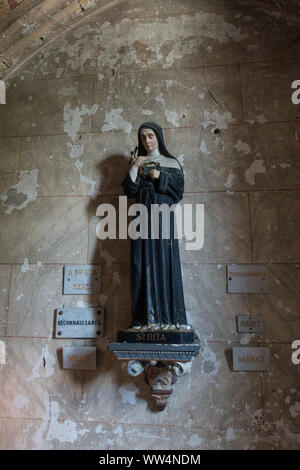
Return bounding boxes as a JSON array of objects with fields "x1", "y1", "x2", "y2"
[{"x1": 129, "y1": 152, "x2": 160, "y2": 180}]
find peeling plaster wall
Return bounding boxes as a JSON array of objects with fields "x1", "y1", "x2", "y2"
[
  {"x1": 0, "y1": 0, "x2": 24, "y2": 18},
  {"x1": 0, "y1": 0, "x2": 300, "y2": 450}
]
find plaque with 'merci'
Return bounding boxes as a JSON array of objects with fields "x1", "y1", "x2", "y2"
[
  {"x1": 237, "y1": 315, "x2": 264, "y2": 333},
  {"x1": 232, "y1": 347, "x2": 270, "y2": 371},
  {"x1": 55, "y1": 307, "x2": 104, "y2": 338}
]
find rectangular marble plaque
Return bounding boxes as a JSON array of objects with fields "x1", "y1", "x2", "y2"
[
  {"x1": 55, "y1": 307, "x2": 104, "y2": 338},
  {"x1": 227, "y1": 265, "x2": 267, "y2": 293},
  {"x1": 232, "y1": 347, "x2": 270, "y2": 371},
  {"x1": 237, "y1": 315, "x2": 265, "y2": 333},
  {"x1": 63, "y1": 346, "x2": 97, "y2": 370},
  {"x1": 63, "y1": 265, "x2": 101, "y2": 294}
]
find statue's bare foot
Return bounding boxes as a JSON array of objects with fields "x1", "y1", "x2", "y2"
[
  {"x1": 130, "y1": 323, "x2": 142, "y2": 330},
  {"x1": 150, "y1": 323, "x2": 161, "y2": 330},
  {"x1": 175, "y1": 322, "x2": 192, "y2": 330},
  {"x1": 168, "y1": 324, "x2": 176, "y2": 330},
  {"x1": 141, "y1": 324, "x2": 150, "y2": 330},
  {"x1": 161, "y1": 323, "x2": 170, "y2": 330}
]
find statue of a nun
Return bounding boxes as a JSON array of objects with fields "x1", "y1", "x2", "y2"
[{"x1": 121, "y1": 122, "x2": 191, "y2": 331}]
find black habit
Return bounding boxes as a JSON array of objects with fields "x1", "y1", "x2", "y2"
[{"x1": 121, "y1": 122, "x2": 188, "y2": 327}]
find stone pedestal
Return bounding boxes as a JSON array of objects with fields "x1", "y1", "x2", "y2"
[{"x1": 109, "y1": 328, "x2": 200, "y2": 411}]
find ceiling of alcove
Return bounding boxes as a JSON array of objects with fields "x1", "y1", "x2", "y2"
[{"x1": 0, "y1": 0, "x2": 300, "y2": 81}]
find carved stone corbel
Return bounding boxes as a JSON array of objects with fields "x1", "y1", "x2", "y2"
[
  {"x1": 109, "y1": 330, "x2": 200, "y2": 411},
  {"x1": 126, "y1": 358, "x2": 195, "y2": 411}
]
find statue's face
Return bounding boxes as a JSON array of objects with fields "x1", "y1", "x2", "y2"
[{"x1": 140, "y1": 128, "x2": 158, "y2": 152}]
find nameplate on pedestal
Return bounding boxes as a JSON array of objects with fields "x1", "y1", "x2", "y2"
[
  {"x1": 117, "y1": 329, "x2": 195, "y2": 344},
  {"x1": 55, "y1": 307, "x2": 104, "y2": 338}
]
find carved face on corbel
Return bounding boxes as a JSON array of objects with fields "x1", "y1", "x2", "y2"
[
  {"x1": 146, "y1": 364, "x2": 177, "y2": 411},
  {"x1": 146, "y1": 364, "x2": 177, "y2": 392}
]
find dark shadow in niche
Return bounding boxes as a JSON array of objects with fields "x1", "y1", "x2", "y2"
[
  {"x1": 224, "y1": 347, "x2": 233, "y2": 372},
  {"x1": 56, "y1": 347, "x2": 64, "y2": 369},
  {"x1": 78, "y1": 151, "x2": 149, "y2": 412},
  {"x1": 83, "y1": 152, "x2": 164, "y2": 413},
  {"x1": 52, "y1": 153, "x2": 132, "y2": 397}
]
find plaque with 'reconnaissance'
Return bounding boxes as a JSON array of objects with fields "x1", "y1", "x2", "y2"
[
  {"x1": 232, "y1": 347, "x2": 270, "y2": 371},
  {"x1": 63, "y1": 265, "x2": 101, "y2": 294},
  {"x1": 55, "y1": 307, "x2": 104, "y2": 338}
]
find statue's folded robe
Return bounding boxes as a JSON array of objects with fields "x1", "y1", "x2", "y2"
[{"x1": 121, "y1": 165, "x2": 187, "y2": 327}]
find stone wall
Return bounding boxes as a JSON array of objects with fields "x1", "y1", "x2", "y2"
[{"x1": 0, "y1": 0, "x2": 299, "y2": 450}]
